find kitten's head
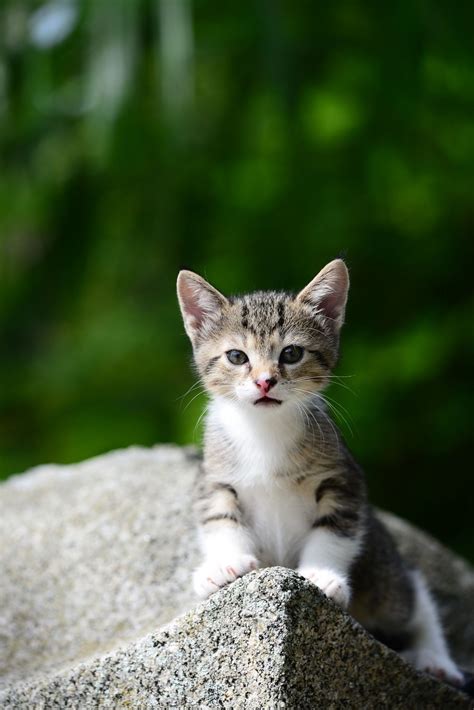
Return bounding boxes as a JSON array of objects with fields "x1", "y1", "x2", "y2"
[{"x1": 177, "y1": 260, "x2": 349, "y2": 410}]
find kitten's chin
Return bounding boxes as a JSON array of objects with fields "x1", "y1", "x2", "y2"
[
  {"x1": 254, "y1": 397, "x2": 282, "y2": 407},
  {"x1": 228, "y1": 395, "x2": 285, "y2": 410}
]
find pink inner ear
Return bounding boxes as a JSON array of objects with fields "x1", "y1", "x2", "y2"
[
  {"x1": 178, "y1": 273, "x2": 227, "y2": 334},
  {"x1": 317, "y1": 286, "x2": 344, "y2": 321},
  {"x1": 299, "y1": 261, "x2": 348, "y2": 324},
  {"x1": 181, "y1": 281, "x2": 208, "y2": 329}
]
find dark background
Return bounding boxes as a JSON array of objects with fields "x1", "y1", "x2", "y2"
[{"x1": 1, "y1": 1, "x2": 473, "y2": 560}]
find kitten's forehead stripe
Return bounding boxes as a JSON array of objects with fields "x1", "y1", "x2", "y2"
[
  {"x1": 236, "y1": 292, "x2": 291, "y2": 339},
  {"x1": 241, "y1": 303, "x2": 249, "y2": 330},
  {"x1": 277, "y1": 301, "x2": 285, "y2": 332}
]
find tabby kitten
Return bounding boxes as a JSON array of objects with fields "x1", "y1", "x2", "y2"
[{"x1": 177, "y1": 259, "x2": 462, "y2": 684}]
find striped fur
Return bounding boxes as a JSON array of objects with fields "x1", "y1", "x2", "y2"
[{"x1": 177, "y1": 261, "x2": 463, "y2": 685}]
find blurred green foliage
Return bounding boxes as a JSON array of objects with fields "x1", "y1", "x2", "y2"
[{"x1": 0, "y1": 1, "x2": 473, "y2": 560}]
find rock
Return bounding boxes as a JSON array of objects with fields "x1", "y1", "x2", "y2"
[
  {"x1": 0, "y1": 445, "x2": 473, "y2": 707},
  {"x1": 0, "y1": 445, "x2": 201, "y2": 690},
  {"x1": 0, "y1": 568, "x2": 471, "y2": 709}
]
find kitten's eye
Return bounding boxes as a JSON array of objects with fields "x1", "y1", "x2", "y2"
[
  {"x1": 226, "y1": 349, "x2": 249, "y2": 365},
  {"x1": 280, "y1": 345, "x2": 304, "y2": 364}
]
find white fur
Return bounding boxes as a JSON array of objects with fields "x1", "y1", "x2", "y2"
[
  {"x1": 201, "y1": 397, "x2": 361, "y2": 608},
  {"x1": 209, "y1": 396, "x2": 305, "y2": 485},
  {"x1": 193, "y1": 554, "x2": 259, "y2": 598},
  {"x1": 298, "y1": 527, "x2": 363, "y2": 574},
  {"x1": 237, "y1": 479, "x2": 315, "y2": 567},
  {"x1": 402, "y1": 572, "x2": 463, "y2": 685},
  {"x1": 194, "y1": 535, "x2": 259, "y2": 598},
  {"x1": 297, "y1": 528, "x2": 363, "y2": 609},
  {"x1": 194, "y1": 510, "x2": 260, "y2": 598},
  {"x1": 208, "y1": 397, "x2": 315, "y2": 565},
  {"x1": 298, "y1": 567, "x2": 351, "y2": 608}
]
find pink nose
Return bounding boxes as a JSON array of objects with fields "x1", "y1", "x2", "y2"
[{"x1": 255, "y1": 377, "x2": 277, "y2": 394}]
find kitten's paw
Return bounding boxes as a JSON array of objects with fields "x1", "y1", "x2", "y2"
[
  {"x1": 298, "y1": 567, "x2": 351, "y2": 609},
  {"x1": 193, "y1": 554, "x2": 259, "y2": 599},
  {"x1": 403, "y1": 648, "x2": 464, "y2": 686}
]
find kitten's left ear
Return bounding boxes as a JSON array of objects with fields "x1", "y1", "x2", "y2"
[
  {"x1": 177, "y1": 270, "x2": 228, "y2": 344},
  {"x1": 297, "y1": 259, "x2": 349, "y2": 328}
]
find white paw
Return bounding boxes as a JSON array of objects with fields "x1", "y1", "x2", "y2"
[
  {"x1": 403, "y1": 648, "x2": 464, "y2": 686},
  {"x1": 298, "y1": 567, "x2": 351, "y2": 609},
  {"x1": 193, "y1": 554, "x2": 259, "y2": 598}
]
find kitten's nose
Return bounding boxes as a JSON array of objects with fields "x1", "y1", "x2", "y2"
[{"x1": 255, "y1": 376, "x2": 277, "y2": 394}]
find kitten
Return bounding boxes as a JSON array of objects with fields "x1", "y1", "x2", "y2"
[{"x1": 177, "y1": 259, "x2": 462, "y2": 685}]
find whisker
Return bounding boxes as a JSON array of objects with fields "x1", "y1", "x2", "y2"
[
  {"x1": 292, "y1": 389, "x2": 343, "y2": 453},
  {"x1": 177, "y1": 381, "x2": 206, "y2": 414},
  {"x1": 295, "y1": 399, "x2": 325, "y2": 451},
  {"x1": 183, "y1": 389, "x2": 207, "y2": 412},
  {"x1": 323, "y1": 374, "x2": 355, "y2": 379},
  {"x1": 304, "y1": 375, "x2": 357, "y2": 396},
  {"x1": 319, "y1": 391, "x2": 354, "y2": 420},
  {"x1": 176, "y1": 379, "x2": 204, "y2": 402},
  {"x1": 292, "y1": 387, "x2": 342, "y2": 452},
  {"x1": 317, "y1": 393, "x2": 354, "y2": 438},
  {"x1": 295, "y1": 400, "x2": 310, "y2": 431},
  {"x1": 326, "y1": 376, "x2": 358, "y2": 396},
  {"x1": 293, "y1": 384, "x2": 352, "y2": 440},
  {"x1": 311, "y1": 401, "x2": 341, "y2": 454},
  {"x1": 193, "y1": 404, "x2": 209, "y2": 440}
]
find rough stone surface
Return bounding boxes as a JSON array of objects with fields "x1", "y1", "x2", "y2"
[
  {"x1": 1, "y1": 569, "x2": 471, "y2": 709},
  {"x1": 0, "y1": 445, "x2": 473, "y2": 708},
  {"x1": 0, "y1": 446, "x2": 200, "y2": 688}
]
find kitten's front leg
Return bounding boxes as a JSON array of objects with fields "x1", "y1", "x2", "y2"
[
  {"x1": 193, "y1": 481, "x2": 259, "y2": 598},
  {"x1": 297, "y1": 523, "x2": 362, "y2": 610}
]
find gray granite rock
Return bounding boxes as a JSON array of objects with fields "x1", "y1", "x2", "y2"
[
  {"x1": 0, "y1": 568, "x2": 471, "y2": 709},
  {"x1": 0, "y1": 445, "x2": 473, "y2": 708},
  {"x1": 0, "y1": 445, "x2": 200, "y2": 689}
]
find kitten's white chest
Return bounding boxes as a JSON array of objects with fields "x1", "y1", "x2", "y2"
[
  {"x1": 209, "y1": 398, "x2": 316, "y2": 566},
  {"x1": 210, "y1": 397, "x2": 304, "y2": 481},
  {"x1": 237, "y1": 480, "x2": 315, "y2": 566}
]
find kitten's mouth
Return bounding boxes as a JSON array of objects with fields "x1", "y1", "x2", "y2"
[{"x1": 254, "y1": 396, "x2": 282, "y2": 406}]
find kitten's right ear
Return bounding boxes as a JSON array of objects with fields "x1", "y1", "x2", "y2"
[
  {"x1": 177, "y1": 270, "x2": 228, "y2": 343},
  {"x1": 296, "y1": 259, "x2": 349, "y2": 329}
]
